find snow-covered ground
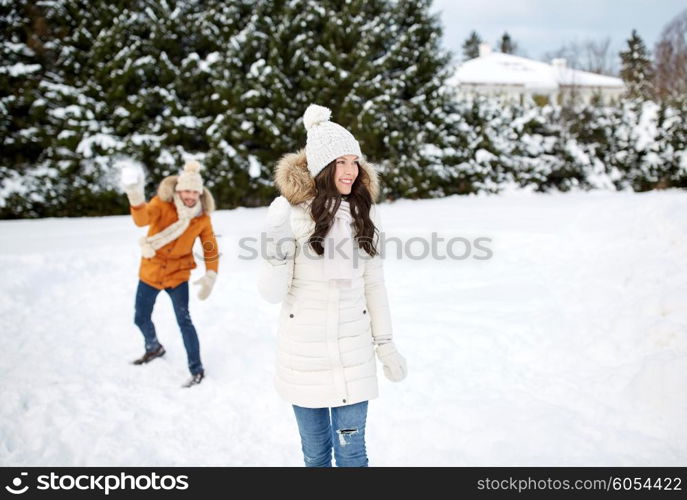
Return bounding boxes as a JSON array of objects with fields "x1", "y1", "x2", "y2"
[{"x1": 1, "y1": 189, "x2": 686, "y2": 466}]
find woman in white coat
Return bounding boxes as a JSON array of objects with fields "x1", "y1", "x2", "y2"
[{"x1": 258, "y1": 104, "x2": 407, "y2": 467}]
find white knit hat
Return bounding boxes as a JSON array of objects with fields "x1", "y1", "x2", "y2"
[
  {"x1": 175, "y1": 160, "x2": 203, "y2": 192},
  {"x1": 303, "y1": 104, "x2": 363, "y2": 178}
]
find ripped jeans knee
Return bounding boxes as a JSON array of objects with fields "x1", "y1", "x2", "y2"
[{"x1": 335, "y1": 428, "x2": 360, "y2": 447}]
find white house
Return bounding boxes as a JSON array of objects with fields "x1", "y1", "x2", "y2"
[{"x1": 447, "y1": 44, "x2": 625, "y2": 105}]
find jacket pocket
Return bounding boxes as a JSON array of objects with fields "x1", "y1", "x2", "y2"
[{"x1": 180, "y1": 255, "x2": 197, "y2": 271}]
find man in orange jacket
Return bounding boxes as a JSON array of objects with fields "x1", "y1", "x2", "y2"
[{"x1": 123, "y1": 160, "x2": 219, "y2": 387}]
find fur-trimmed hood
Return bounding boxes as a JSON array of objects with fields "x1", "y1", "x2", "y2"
[
  {"x1": 156, "y1": 175, "x2": 216, "y2": 213},
  {"x1": 274, "y1": 149, "x2": 380, "y2": 205}
]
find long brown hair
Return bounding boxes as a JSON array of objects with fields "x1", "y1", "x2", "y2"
[{"x1": 307, "y1": 160, "x2": 378, "y2": 257}]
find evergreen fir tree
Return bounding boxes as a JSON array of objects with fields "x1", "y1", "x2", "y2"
[
  {"x1": 217, "y1": 0, "x2": 454, "y2": 201},
  {"x1": 0, "y1": 0, "x2": 63, "y2": 217},
  {"x1": 193, "y1": 0, "x2": 259, "y2": 206},
  {"x1": 462, "y1": 31, "x2": 482, "y2": 61},
  {"x1": 619, "y1": 29, "x2": 654, "y2": 100},
  {"x1": 498, "y1": 32, "x2": 517, "y2": 54}
]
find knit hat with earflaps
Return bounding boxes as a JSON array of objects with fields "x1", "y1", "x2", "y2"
[
  {"x1": 303, "y1": 104, "x2": 363, "y2": 178},
  {"x1": 176, "y1": 160, "x2": 203, "y2": 192}
]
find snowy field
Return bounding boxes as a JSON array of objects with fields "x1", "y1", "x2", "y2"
[{"x1": 1, "y1": 189, "x2": 686, "y2": 466}]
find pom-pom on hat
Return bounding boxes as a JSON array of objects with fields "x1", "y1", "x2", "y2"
[
  {"x1": 303, "y1": 104, "x2": 363, "y2": 178},
  {"x1": 176, "y1": 159, "x2": 204, "y2": 192}
]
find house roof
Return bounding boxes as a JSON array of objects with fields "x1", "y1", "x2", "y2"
[{"x1": 447, "y1": 52, "x2": 624, "y2": 92}]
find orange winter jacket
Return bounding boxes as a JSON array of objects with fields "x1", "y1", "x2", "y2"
[{"x1": 130, "y1": 175, "x2": 219, "y2": 290}]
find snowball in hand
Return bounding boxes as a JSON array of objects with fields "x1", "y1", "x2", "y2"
[
  {"x1": 120, "y1": 167, "x2": 139, "y2": 186},
  {"x1": 117, "y1": 159, "x2": 145, "y2": 190}
]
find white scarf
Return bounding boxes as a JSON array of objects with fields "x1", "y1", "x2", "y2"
[
  {"x1": 322, "y1": 199, "x2": 355, "y2": 287},
  {"x1": 139, "y1": 192, "x2": 202, "y2": 258}
]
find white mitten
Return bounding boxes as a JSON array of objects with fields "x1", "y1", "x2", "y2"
[
  {"x1": 375, "y1": 342, "x2": 407, "y2": 382},
  {"x1": 121, "y1": 167, "x2": 145, "y2": 206},
  {"x1": 139, "y1": 236, "x2": 156, "y2": 258},
  {"x1": 265, "y1": 196, "x2": 293, "y2": 262},
  {"x1": 193, "y1": 270, "x2": 217, "y2": 300}
]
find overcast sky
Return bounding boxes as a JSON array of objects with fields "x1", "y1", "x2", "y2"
[{"x1": 431, "y1": 0, "x2": 686, "y2": 65}]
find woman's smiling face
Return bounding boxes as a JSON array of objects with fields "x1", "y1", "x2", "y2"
[{"x1": 334, "y1": 155, "x2": 359, "y2": 195}]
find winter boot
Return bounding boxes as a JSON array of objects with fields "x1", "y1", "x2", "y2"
[
  {"x1": 182, "y1": 370, "x2": 205, "y2": 388},
  {"x1": 132, "y1": 344, "x2": 166, "y2": 365}
]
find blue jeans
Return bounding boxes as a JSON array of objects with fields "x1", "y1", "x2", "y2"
[
  {"x1": 292, "y1": 401, "x2": 369, "y2": 467},
  {"x1": 134, "y1": 280, "x2": 203, "y2": 375}
]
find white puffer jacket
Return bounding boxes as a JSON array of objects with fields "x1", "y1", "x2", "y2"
[{"x1": 258, "y1": 149, "x2": 395, "y2": 408}]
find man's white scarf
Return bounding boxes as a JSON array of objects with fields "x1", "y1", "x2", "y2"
[
  {"x1": 322, "y1": 199, "x2": 355, "y2": 287},
  {"x1": 139, "y1": 193, "x2": 202, "y2": 258}
]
